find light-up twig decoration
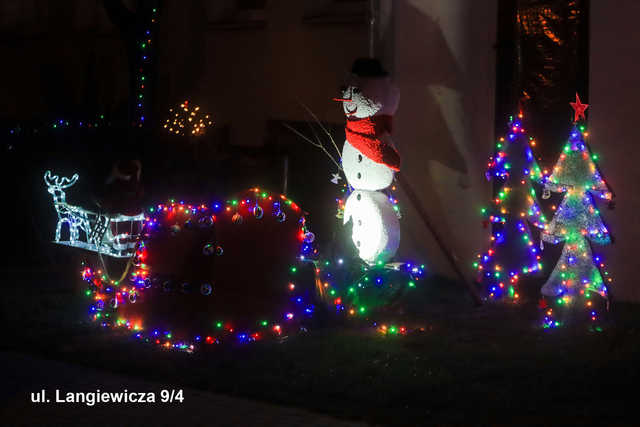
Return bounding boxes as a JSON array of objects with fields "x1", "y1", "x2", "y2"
[{"x1": 163, "y1": 101, "x2": 212, "y2": 136}]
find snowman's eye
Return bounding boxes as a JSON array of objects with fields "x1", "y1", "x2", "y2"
[
  {"x1": 357, "y1": 154, "x2": 363, "y2": 163},
  {"x1": 352, "y1": 88, "x2": 360, "y2": 94}
]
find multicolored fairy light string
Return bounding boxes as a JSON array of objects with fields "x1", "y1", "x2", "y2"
[
  {"x1": 540, "y1": 94, "x2": 614, "y2": 328},
  {"x1": 82, "y1": 188, "x2": 319, "y2": 351},
  {"x1": 51, "y1": 115, "x2": 108, "y2": 130},
  {"x1": 310, "y1": 257, "x2": 426, "y2": 335},
  {"x1": 134, "y1": 7, "x2": 159, "y2": 128},
  {"x1": 474, "y1": 111, "x2": 547, "y2": 301}
]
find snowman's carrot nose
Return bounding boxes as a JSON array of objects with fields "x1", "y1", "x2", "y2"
[{"x1": 332, "y1": 97, "x2": 353, "y2": 102}]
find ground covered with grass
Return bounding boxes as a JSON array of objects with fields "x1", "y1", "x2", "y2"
[{"x1": 1, "y1": 270, "x2": 639, "y2": 426}]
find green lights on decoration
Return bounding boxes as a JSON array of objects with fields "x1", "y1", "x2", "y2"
[
  {"x1": 474, "y1": 112, "x2": 547, "y2": 302},
  {"x1": 310, "y1": 255, "x2": 426, "y2": 336}
]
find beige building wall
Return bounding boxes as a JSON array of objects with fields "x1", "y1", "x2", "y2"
[
  {"x1": 390, "y1": 0, "x2": 496, "y2": 282},
  {"x1": 589, "y1": 0, "x2": 640, "y2": 302}
]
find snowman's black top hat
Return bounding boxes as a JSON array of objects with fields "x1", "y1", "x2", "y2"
[{"x1": 350, "y1": 57, "x2": 389, "y2": 77}]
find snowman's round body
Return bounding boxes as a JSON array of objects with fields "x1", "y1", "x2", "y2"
[
  {"x1": 343, "y1": 189, "x2": 399, "y2": 264},
  {"x1": 342, "y1": 138, "x2": 395, "y2": 191},
  {"x1": 338, "y1": 73, "x2": 401, "y2": 265}
]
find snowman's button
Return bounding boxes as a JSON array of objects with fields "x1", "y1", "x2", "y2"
[
  {"x1": 357, "y1": 240, "x2": 361, "y2": 247},
  {"x1": 358, "y1": 220, "x2": 362, "y2": 226},
  {"x1": 357, "y1": 193, "x2": 361, "y2": 201},
  {"x1": 357, "y1": 172, "x2": 362, "y2": 180},
  {"x1": 358, "y1": 154, "x2": 363, "y2": 162}
]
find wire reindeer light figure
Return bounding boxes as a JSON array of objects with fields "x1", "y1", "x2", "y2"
[
  {"x1": 44, "y1": 170, "x2": 144, "y2": 258},
  {"x1": 44, "y1": 170, "x2": 91, "y2": 244}
]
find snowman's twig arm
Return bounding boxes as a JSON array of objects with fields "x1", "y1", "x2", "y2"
[
  {"x1": 299, "y1": 102, "x2": 343, "y2": 161},
  {"x1": 281, "y1": 123, "x2": 343, "y2": 171},
  {"x1": 305, "y1": 118, "x2": 324, "y2": 150},
  {"x1": 316, "y1": 145, "x2": 343, "y2": 171},
  {"x1": 305, "y1": 119, "x2": 344, "y2": 172},
  {"x1": 326, "y1": 132, "x2": 343, "y2": 166},
  {"x1": 282, "y1": 122, "x2": 321, "y2": 148}
]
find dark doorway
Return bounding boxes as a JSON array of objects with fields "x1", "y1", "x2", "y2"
[{"x1": 495, "y1": 0, "x2": 589, "y2": 167}]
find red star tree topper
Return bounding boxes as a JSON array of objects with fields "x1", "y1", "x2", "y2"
[{"x1": 570, "y1": 93, "x2": 589, "y2": 123}]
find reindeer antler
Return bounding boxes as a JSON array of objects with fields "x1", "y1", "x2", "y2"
[
  {"x1": 44, "y1": 170, "x2": 57, "y2": 187},
  {"x1": 44, "y1": 170, "x2": 79, "y2": 188},
  {"x1": 59, "y1": 174, "x2": 79, "y2": 188}
]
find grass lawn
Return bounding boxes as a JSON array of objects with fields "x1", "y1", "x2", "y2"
[{"x1": 1, "y1": 271, "x2": 639, "y2": 426}]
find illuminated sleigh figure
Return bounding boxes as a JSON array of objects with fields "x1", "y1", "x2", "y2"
[{"x1": 44, "y1": 170, "x2": 144, "y2": 258}]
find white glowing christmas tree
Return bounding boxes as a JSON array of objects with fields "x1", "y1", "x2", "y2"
[{"x1": 540, "y1": 95, "x2": 614, "y2": 328}]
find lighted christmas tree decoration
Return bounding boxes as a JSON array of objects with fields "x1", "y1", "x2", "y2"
[
  {"x1": 474, "y1": 112, "x2": 547, "y2": 301},
  {"x1": 44, "y1": 171, "x2": 144, "y2": 258},
  {"x1": 540, "y1": 95, "x2": 614, "y2": 328},
  {"x1": 163, "y1": 100, "x2": 212, "y2": 136}
]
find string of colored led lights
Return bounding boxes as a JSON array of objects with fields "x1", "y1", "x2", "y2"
[
  {"x1": 134, "y1": 7, "x2": 158, "y2": 128},
  {"x1": 310, "y1": 257, "x2": 426, "y2": 335},
  {"x1": 474, "y1": 112, "x2": 547, "y2": 301}
]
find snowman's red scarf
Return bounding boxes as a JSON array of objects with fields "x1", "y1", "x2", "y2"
[{"x1": 345, "y1": 115, "x2": 400, "y2": 171}]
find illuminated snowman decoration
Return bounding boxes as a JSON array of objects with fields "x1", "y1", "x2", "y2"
[{"x1": 336, "y1": 58, "x2": 401, "y2": 264}]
